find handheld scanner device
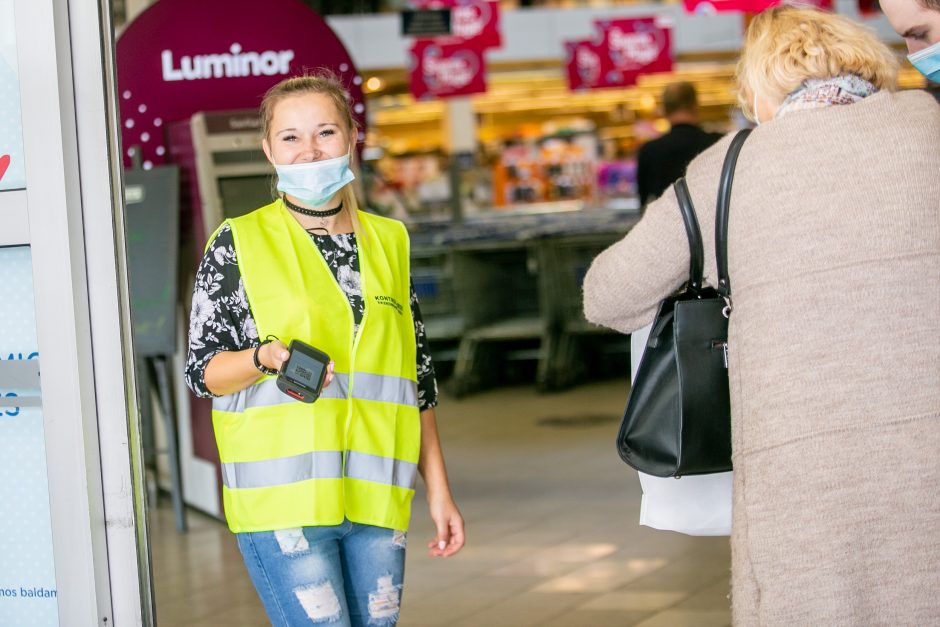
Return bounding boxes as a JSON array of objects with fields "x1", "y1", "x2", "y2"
[{"x1": 276, "y1": 339, "x2": 330, "y2": 404}]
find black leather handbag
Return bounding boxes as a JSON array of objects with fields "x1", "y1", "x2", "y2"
[{"x1": 616, "y1": 129, "x2": 750, "y2": 478}]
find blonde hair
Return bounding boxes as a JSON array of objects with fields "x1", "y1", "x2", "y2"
[
  {"x1": 735, "y1": 7, "x2": 899, "y2": 120},
  {"x1": 260, "y1": 71, "x2": 364, "y2": 234}
]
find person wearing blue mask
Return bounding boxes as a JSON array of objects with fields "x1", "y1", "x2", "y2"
[
  {"x1": 184, "y1": 72, "x2": 464, "y2": 627},
  {"x1": 881, "y1": 0, "x2": 940, "y2": 82}
]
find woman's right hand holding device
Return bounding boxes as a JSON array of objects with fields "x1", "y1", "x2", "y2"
[
  {"x1": 259, "y1": 339, "x2": 335, "y2": 392},
  {"x1": 257, "y1": 338, "x2": 291, "y2": 372},
  {"x1": 205, "y1": 339, "x2": 334, "y2": 396}
]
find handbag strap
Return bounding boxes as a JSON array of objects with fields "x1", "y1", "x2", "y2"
[
  {"x1": 673, "y1": 178, "x2": 704, "y2": 291},
  {"x1": 715, "y1": 129, "x2": 752, "y2": 309}
]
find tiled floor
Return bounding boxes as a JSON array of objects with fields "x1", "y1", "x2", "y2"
[{"x1": 150, "y1": 380, "x2": 731, "y2": 626}]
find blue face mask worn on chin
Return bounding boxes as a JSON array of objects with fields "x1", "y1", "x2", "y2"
[
  {"x1": 908, "y1": 40, "x2": 940, "y2": 83},
  {"x1": 274, "y1": 154, "x2": 356, "y2": 207}
]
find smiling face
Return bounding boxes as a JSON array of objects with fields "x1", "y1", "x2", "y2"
[
  {"x1": 880, "y1": 0, "x2": 940, "y2": 53},
  {"x1": 262, "y1": 92, "x2": 351, "y2": 166}
]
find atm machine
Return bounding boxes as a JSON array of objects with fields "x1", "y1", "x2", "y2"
[
  {"x1": 167, "y1": 109, "x2": 274, "y2": 518},
  {"x1": 168, "y1": 108, "x2": 273, "y2": 247}
]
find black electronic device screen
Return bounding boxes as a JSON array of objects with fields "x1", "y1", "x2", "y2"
[
  {"x1": 276, "y1": 340, "x2": 331, "y2": 403},
  {"x1": 283, "y1": 349, "x2": 325, "y2": 387},
  {"x1": 218, "y1": 175, "x2": 273, "y2": 219}
]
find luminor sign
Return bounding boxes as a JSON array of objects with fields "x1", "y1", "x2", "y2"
[
  {"x1": 161, "y1": 44, "x2": 295, "y2": 82},
  {"x1": 116, "y1": 0, "x2": 365, "y2": 170}
]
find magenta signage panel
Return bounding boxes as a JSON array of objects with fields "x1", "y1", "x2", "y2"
[
  {"x1": 410, "y1": 0, "x2": 502, "y2": 50},
  {"x1": 409, "y1": 39, "x2": 487, "y2": 100},
  {"x1": 116, "y1": 0, "x2": 365, "y2": 170},
  {"x1": 564, "y1": 40, "x2": 617, "y2": 91},
  {"x1": 565, "y1": 16, "x2": 674, "y2": 92},
  {"x1": 597, "y1": 17, "x2": 673, "y2": 78},
  {"x1": 451, "y1": 0, "x2": 501, "y2": 48},
  {"x1": 682, "y1": 0, "x2": 830, "y2": 13}
]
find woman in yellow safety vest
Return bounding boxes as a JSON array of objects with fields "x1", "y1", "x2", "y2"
[{"x1": 184, "y1": 71, "x2": 464, "y2": 627}]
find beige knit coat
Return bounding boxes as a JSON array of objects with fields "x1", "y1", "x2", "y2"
[{"x1": 583, "y1": 90, "x2": 940, "y2": 625}]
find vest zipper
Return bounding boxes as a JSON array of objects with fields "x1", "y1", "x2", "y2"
[
  {"x1": 347, "y1": 236, "x2": 368, "y2": 466},
  {"x1": 298, "y1": 212, "x2": 366, "y2": 481}
]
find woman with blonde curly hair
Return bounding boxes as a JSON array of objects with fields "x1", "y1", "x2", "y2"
[{"x1": 584, "y1": 7, "x2": 939, "y2": 625}]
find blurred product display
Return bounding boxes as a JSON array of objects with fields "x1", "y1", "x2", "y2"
[{"x1": 492, "y1": 132, "x2": 596, "y2": 207}]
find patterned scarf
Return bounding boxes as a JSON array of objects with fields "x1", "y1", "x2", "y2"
[{"x1": 775, "y1": 75, "x2": 878, "y2": 119}]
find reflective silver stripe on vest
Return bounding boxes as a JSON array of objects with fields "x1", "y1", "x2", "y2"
[
  {"x1": 345, "y1": 450, "x2": 418, "y2": 491},
  {"x1": 221, "y1": 450, "x2": 416, "y2": 491},
  {"x1": 213, "y1": 374, "x2": 350, "y2": 413},
  {"x1": 352, "y1": 372, "x2": 418, "y2": 407},
  {"x1": 212, "y1": 371, "x2": 416, "y2": 413},
  {"x1": 222, "y1": 451, "x2": 344, "y2": 489}
]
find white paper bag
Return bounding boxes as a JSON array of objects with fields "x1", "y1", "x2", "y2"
[{"x1": 630, "y1": 322, "x2": 732, "y2": 536}]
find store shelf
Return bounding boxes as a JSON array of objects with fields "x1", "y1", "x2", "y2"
[
  {"x1": 424, "y1": 315, "x2": 465, "y2": 342},
  {"x1": 463, "y1": 316, "x2": 545, "y2": 342},
  {"x1": 411, "y1": 206, "x2": 640, "y2": 395}
]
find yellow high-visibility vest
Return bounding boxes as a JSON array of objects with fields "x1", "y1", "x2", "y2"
[{"x1": 210, "y1": 200, "x2": 420, "y2": 533}]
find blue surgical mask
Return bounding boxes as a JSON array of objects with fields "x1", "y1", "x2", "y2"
[
  {"x1": 908, "y1": 40, "x2": 940, "y2": 83},
  {"x1": 274, "y1": 154, "x2": 355, "y2": 207}
]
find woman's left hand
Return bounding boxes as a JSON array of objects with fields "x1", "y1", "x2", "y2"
[
  {"x1": 427, "y1": 497, "x2": 465, "y2": 558},
  {"x1": 322, "y1": 361, "x2": 335, "y2": 389}
]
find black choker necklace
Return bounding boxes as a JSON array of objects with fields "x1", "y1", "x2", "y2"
[{"x1": 282, "y1": 195, "x2": 343, "y2": 218}]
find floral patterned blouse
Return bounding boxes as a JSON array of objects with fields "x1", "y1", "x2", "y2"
[{"x1": 184, "y1": 223, "x2": 438, "y2": 411}]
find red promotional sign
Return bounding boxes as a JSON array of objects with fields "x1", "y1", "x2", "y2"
[
  {"x1": 564, "y1": 16, "x2": 673, "y2": 92},
  {"x1": 410, "y1": 0, "x2": 501, "y2": 49},
  {"x1": 683, "y1": 0, "x2": 832, "y2": 13},
  {"x1": 116, "y1": 0, "x2": 365, "y2": 170},
  {"x1": 597, "y1": 17, "x2": 673, "y2": 78},
  {"x1": 797, "y1": 0, "x2": 834, "y2": 9},
  {"x1": 451, "y1": 0, "x2": 501, "y2": 48},
  {"x1": 410, "y1": 40, "x2": 487, "y2": 100},
  {"x1": 683, "y1": 0, "x2": 776, "y2": 13},
  {"x1": 564, "y1": 40, "x2": 621, "y2": 91}
]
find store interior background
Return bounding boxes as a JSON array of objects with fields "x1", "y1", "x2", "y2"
[{"x1": 111, "y1": 0, "x2": 928, "y2": 625}]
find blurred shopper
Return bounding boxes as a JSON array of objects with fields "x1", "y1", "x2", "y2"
[
  {"x1": 185, "y1": 72, "x2": 464, "y2": 627},
  {"x1": 635, "y1": 81, "x2": 722, "y2": 208},
  {"x1": 881, "y1": 0, "x2": 940, "y2": 82},
  {"x1": 583, "y1": 7, "x2": 940, "y2": 625}
]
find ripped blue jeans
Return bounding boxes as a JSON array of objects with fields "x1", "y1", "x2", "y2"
[{"x1": 236, "y1": 520, "x2": 407, "y2": 626}]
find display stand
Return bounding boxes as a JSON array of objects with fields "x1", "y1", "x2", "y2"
[
  {"x1": 411, "y1": 208, "x2": 639, "y2": 395},
  {"x1": 536, "y1": 230, "x2": 634, "y2": 388}
]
